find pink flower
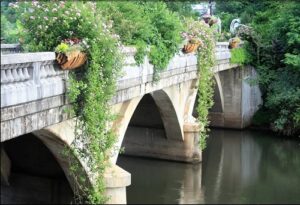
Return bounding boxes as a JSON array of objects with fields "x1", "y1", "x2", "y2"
[
  {"x1": 32, "y1": 1, "x2": 38, "y2": 6},
  {"x1": 44, "y1": 16, "x2": 48, "y2": 20},
  {"x1": 30, "y1": 16, "x2": 35, "y2": 20}
]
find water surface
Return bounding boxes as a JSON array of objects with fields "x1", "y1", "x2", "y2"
[{"x1": 117, "y1": 129, "x2": 300, "y2": 204}]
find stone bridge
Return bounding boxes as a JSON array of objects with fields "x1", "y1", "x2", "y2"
[{"x1": 0, "y1": 42, "x2": 261, "y2": 204}]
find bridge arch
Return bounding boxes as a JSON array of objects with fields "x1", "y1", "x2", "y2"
[
  {"x1": 150, "y1": 90, "x2": 183, "y2": 141},
  {"x1": 1, "y1": 132, "x2": 80, "y2": 203},
  {"x1": 32, "y1": 121, "x2": 94, "y2": 197},
  {"x1": 192, "y1": 74, "x2": 224, "y2": 119},
  {"x1": 111, "y1": 89, "x2": 184, "y2": 163},
  {"x1": 211, "y1": 73, "x2": 224, "y2": 113}
]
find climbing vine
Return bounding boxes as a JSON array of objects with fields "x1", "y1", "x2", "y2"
[
  {"x1": 12, "y1": 1, "x2": 122, "y2": 203},
  {"x1": 183, "y1": 18, "x2": 216, "y2": 149}
]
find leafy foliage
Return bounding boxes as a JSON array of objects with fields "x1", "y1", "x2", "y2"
[
  {"x1": 230, "y1": 47, "x2": 251, "y2": 65},
  {"x1": 183, "y1": 18, "x2": 216, "y2": 149},
  {"x1": 216, "y1": 1, "x2": 300, "y2": 136},
  {"x1": 97, "y1": 1, "x2": 183, "y2": 75},
  {"x1": 164, "y1": 0, "x2": 199, "y2": 19},
  {"x1": 10, "y1": 1, "x2": 123, "y2": 203}
]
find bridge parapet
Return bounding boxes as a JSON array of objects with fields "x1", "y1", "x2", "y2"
[
  {"x1": 1, "y1": 52, "x2": 66, "y2": 108},
  {"x1": 1, "y1": 42, "x2": 234, "y2": 141},
  {"x1": 1, "y1": 42, "x2": 231, "y2": 108}
]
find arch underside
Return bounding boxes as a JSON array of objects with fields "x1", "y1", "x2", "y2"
[
  {"x1": 1, "y1": 133, "x2": 76, "y2": 204},
  {"x1": 116, "y1": 88, "x2": 198, "y2": 162},
  {"x1": 193, "y1": 74, "x2": 224, "y2": 119}
]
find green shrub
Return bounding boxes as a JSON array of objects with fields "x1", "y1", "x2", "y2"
[
  {"x1": 230, "y1": 47, "x2": 251, "y2": 65},
  {"x1": 97, "y1": 1, "x2": 183, "y2": 74},
  {"x1": 1, "y1": 14, "x2": 21, "y2": 43}
]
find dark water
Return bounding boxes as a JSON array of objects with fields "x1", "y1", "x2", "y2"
[{"x1": 117, "y1": 129, "x2": 300, "y2": 204}]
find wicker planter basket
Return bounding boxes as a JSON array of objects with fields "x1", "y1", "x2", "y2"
[
  {"x1": 56, "y1": 50, "x2": 87, "y2": 70},
  {"x1": 229, "y1": 37, "x2": 241, "y2": 49},
  {"x1": 182, "y1": 39, "x2": 202, "y2": 54}
]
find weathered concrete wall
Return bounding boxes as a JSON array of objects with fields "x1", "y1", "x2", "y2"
[
  {"x1": 209, "y1": 66, "x2": 262, "y2": 128},
  {"x1": 121, "y1": 124, "x2": 201, "y2": 163}
]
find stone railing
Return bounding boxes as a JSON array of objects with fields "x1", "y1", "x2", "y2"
[
  {"x1": 1, "y1": 42, "x2": 235, "y2": 141},
  {"x1": 1, "y1": 42, "x2": 231, "y2": 108},
  {"x1": 1, "y1": 44, "x2": 22, "y2": 54},
  {"x1": 215, "y1": 42, "x2": 230, "y2": 60},
  {"x1": 1, "y1": 52, "x2": 67, "y2": 108}
]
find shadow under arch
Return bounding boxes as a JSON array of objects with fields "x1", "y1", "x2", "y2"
[
  {"x1": 115, "y1": 90, "x2": 184, "y2": 161},
  {"x1": 1, "y1": 133, "x2": 77, "y2": 204},
  {"x1": 192, "y1": 74, "x2": 224, "y2": 118},
  {"x1": 32, "y1": 127, "x2": 94, "y2": 199},
  {"x1": 111, "y1": 89, "x2": 185, "y2": 163}
]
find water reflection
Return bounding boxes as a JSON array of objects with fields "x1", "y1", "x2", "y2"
[
  {"x1": 117, "y1": 129, "x2": 300, "y2": 204},
  {"x1": 117, "y1": 156, "x2": 204, "y2": 204}
]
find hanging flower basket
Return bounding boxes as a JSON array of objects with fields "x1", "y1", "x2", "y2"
[
  {"x1": 55, "y1": 38, "x2": 88, "y2": 70},
  {"x1": 56, "y1": 50, "x2": 87, "y2": 70},
  {"x1": 228, "y1": 37, "x2": 241, "y2": 49},
  {"x1": 182, "y1": 39, "x2": 203, "y2": 54}
]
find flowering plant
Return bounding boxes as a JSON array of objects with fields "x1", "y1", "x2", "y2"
[
  {"x1": 9, "y1": 1, "x2": 120, "y2": 52},
  {"x1": 55, "y1": 38, "x2": 89, "y2": 53},
  {"x1": 182, "y1": 17, "x2": 216, "y2": 150},
  {"x1": 181, "y1": 18, "x2": 216, "y2": 52}
]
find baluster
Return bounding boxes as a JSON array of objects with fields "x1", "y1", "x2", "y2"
[
  {"x1": 6, "y1": 69, "x2": 14, "y2": 83},
  {"x1": 23, "y1": 67, "x2": 31, "y2": 80},
  {"x1": 49, "y1": 63, "x2": 56, "y2": 76},
  {"x1": 45, "y1": 64, "x2": 50, "y2": 77},
  {"x1": 1, "y1": 70, "x2": 9, "y2": 83},
  {"x1": 17, "y1": 68, "x2": 26, "y2": 81},
  {"x1": 12, "y1": 67, "x2": 20, "y2": 82},
  {"x1": 40, "y1": 65, "x2": 47, "y2": 78}
]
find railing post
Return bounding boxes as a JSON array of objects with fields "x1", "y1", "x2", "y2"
[{"x1": 32, "y1": 62, "x2": 41, "y2": 85}]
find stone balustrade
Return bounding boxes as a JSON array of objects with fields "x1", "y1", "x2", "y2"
[
  {"x1": 1, "y1": 42, "x2": 234, "y2": 141},
  {"x1": 1, "y1": 42, "x2": 231, "y2": 108},
  {"x1": 1, "y1": 52, "x2": 67, "y2": 108}
]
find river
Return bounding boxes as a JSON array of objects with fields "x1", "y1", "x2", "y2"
[{"x1": 117, "y1": 128, "x2": 300, "y2": 204}]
